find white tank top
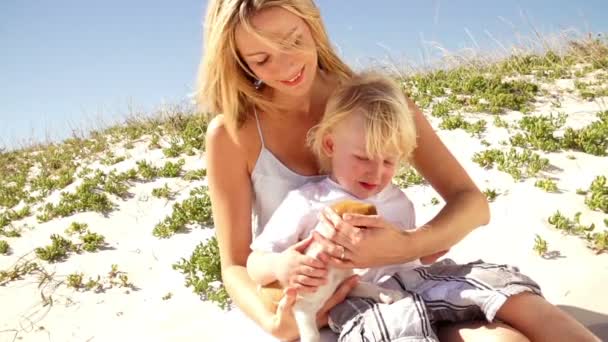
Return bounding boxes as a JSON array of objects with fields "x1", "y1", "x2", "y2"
[{"x1": 250, "y1": 109, "x2": 325, "y2": 237}]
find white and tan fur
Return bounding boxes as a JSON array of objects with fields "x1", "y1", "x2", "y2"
[{"x1": 259, "y1": 200, "x2": 404, "y2": 342}]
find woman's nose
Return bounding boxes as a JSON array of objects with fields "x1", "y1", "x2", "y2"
[{"x1": 274, "y1": 52, "x2": 296, "y2": 76}]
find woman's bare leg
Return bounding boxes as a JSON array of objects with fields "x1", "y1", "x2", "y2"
[{"x1": 437, "y1": 321, "x2": 529, "y2": 342}]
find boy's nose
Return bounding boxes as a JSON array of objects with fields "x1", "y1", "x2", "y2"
[{"x1": 366, "y1": 162, "x2": 383, "y2": 181}]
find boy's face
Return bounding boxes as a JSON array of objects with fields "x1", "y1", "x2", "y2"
[{"x1": 323, "y1": 112, "x2": 399, "y2": 199}]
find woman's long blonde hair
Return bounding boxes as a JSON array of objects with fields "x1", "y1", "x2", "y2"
[{"x1": 196, "y1": 0, "x2": 352, "y2": 131}]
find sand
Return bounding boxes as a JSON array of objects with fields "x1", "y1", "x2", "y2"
[{"x1": 1, "y1": 80, "x2": 607, "y2": 341}]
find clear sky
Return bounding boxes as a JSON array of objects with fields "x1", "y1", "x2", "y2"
[{"x1": 1, "y1": 0, "x2": 607, "y2": 149}]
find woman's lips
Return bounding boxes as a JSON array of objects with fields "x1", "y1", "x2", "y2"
[{"x1": 279, "y1": 66, "x2": 304, "y2": 86}]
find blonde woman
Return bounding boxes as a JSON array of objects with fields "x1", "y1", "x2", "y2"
[{"x1": 198, "y1": 0, "x2": 599, "y2": 341}]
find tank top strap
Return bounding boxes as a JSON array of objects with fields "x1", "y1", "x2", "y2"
[{"x1": 253, "y1": 107, "x2": 265, "y2": 148}]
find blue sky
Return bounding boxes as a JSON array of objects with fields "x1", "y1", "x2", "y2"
[{"x1": 1, "y1": 1, "x2": 607, "y2": 149}]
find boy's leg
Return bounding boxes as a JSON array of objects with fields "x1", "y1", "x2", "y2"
[
  {"x1": 496, "y1": 292, "x2": 600, "y2": 342},
  {"x1": 329, "y1": 288, "x2": 439, "y2": 342},
  {"x1": 399, "y1": 259, "x2": 599, "y2": 342},
  {"x1": 347, "y1": 281, "x2": 404, "y2": 304},
  {"x1": 436, "y1": 321, "x2": 530, "y2": 342}
]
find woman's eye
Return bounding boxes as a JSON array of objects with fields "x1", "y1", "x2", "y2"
[
  {"x1": 384, "y1": 160, "x2": 394, "y2": 166},
  {"x1": 287, "y1": 35, "x2": 302, "y2": 49},
  {"x1": 355, "y1": 155, "x2": 368, "y2": 161},
  {"x1": 256, "y1": 58, "x2": 268, "y2": 66}
]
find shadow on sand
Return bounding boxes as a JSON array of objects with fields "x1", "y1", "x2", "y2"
[{"x1": 559, "y1": 304, "x2": 608, "y2": 341}]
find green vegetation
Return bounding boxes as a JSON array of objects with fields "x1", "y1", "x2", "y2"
[
  {"x1": 533, "y1": 234, "x2": 549, "y2": 256},
  {"x1": 402, "y1": 69, "x2": 539, "y2": 114},
  {"x1": 152, "y1": 184, "x2": 176, "y2": 200},
  {"x1": 0, "y1": 260, "x2": 41, "y2": 285},
  {"x1": 153, "y1": 186, "x2": 213, "y2": 238},
  {"x1": 136, "y1": 160, "x2": 159, "y2": 180},
  {"x1": 439, "y1": 115, "x2": 487, "y2": 137},
  {"x1": 510, "y1": 113, "x2": 566, "y2": 152},
  {"x1": 101, "y1": 151, "x2": 126, "y2": 166},
  {"x1": 506, "y1": 111, "x2": 608, "y2": 156},
  {"x1": 584, "y1": 175, "x2": 608, "y2": 213},
  {"x1": 35, "y1": 222, "x2": 106, "y2": 262},
  {"x1": 0, "y1": 240, "x2": 9, "y2": 255},
  {"x1": 35, "y1": 234, "x2": 75, "y2": 263},
  {"x1": 493, "y1": 116, "x2": 510, "y2": 129},
  {"x1": 535, "y1": 179, "x2": 559, "y2": 193},
  {"x1": 563, "y1": 111, "x2": 608, "y2": 156},
  {"x1": 184, "y1": 169, "x2": 207, "y2": 181},
  {"x1": 574, "y1": 79, "x2": 608, "y2": 100},
  {"x1": 393, "y1": 168, "x2": 425, "y2": 188},
  {"x1": 37, "y1": 173, "x2": 117, "y2": 222},
  {"x1": 65, "y1": 222, "x2": 89, "y2": 236},
  {"x1": 547, "y1": 211, "x2": 608, "y2": 254},
  {"x1": 173, "y1": 237, "x2": 229, "y2": 309},
  {"x1": 548, "y1": 211, "x2": 595, "y2": 235},
  {"x1": 472, "y1": 148, "x2": 550, "y2": 181},
  {"x1": 1, "y1": 206, "x2": 31, "y2": 231},
  {"x1": 0, "y1": 109, "x2": 208, "y2": 214},
  {"x1": 66, "y1": 264, "x2": 134, "y2": 292},
  {"x1": 159, "y1": 159, "x2": 185, "y2": 178},
  {"x1": 483, "y1": 189, "x2": 499, "y2": 202}
]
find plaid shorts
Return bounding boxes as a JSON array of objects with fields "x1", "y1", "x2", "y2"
[{"x1": 328, "y1": 259, "x2": 542, "y2": 342}]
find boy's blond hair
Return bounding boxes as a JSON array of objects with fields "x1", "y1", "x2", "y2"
[
  {"x1": 196, "y1": 0, "x2": 353, "y2": 132},
  {"x1": 308, "y1": 71, "x2": 417, "y2": 172}
]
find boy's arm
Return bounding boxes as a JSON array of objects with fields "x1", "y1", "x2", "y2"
[
  {"x1": 247, "y1": 250, "x2": 282, "y2": 286},
  {"x1": 247, "y1": 191, "x2": 315, "y2": 285}
]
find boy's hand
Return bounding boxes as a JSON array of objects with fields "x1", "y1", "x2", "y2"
[{"x1": 274, "y1": 234, "x2": 328, "y2": 293}]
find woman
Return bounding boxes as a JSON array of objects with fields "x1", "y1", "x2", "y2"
[{"x1": 198, "y1": 0, "x2": 598, "y2": 341}]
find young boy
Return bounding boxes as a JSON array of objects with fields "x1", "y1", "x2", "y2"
[{"x1": 247, "y1": 72, "x2": 546, "y2": 341}]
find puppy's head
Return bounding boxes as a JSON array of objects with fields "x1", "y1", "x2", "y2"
[
  {"x1": 315, "y1": 199, "x2": 377, "y2": 238},
  {"x1": 330, "y1": 200, "x2": 377, "y2": 217}
]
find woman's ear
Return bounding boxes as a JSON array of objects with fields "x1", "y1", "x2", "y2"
[{"x1": 321, "y1": 134, "x2": 335, "y2": 157}]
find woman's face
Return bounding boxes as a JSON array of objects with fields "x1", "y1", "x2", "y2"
[{"x1": 235, "y1": 6, "x2": 318, "y2": 97}]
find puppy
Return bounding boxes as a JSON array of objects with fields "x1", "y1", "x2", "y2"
[{"x1": 258, "y1": 199, "x2": 403, "y2": 342}]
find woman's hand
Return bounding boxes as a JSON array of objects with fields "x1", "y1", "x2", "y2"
[
  {"x1": 265, "y1": 275, "x2": 359, "y2": 341},
  {"x1": 316, "y1": 207, "x2": 427, "y2": 268},
  {"x1": 420, "y1": 249, "x2": 449, "y2": 264},
  {"x1": 274, "y1": 234, "x2": 328, "y2": 293},
  {"x1": 265, "y1": 287, "x2": 299, "y2": 341},
  {"x1": 315, "y1": 274, "x2": 359, "y2": 327}
]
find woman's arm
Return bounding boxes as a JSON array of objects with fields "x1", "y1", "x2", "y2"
[
  {"x1": 318, "y1": 97, "x2": 490, "y2": 267},
  {"x1": 206, "y1": 115, "x2": 356, "y2": 339},
  {"x1": 206, "y1": 116, "x2": 277, "y2": 331},
  {"x1": 406, "y1": 96, "x2": 490, "y2": 254},
  {"x1": 247, "y1": 250, "x2": 282, "y2": 286}
]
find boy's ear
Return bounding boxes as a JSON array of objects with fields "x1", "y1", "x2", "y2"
[{"x1": 321, "y1": 134, "x2": 334, "y2": 157}]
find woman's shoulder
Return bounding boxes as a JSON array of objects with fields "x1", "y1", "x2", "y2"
[
  {"x1": 207, "y1": 113, "x2": 258, "y2": 146},
  {"x1": 206, "y1": 113, "x2": 261, "y2": 171}
]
